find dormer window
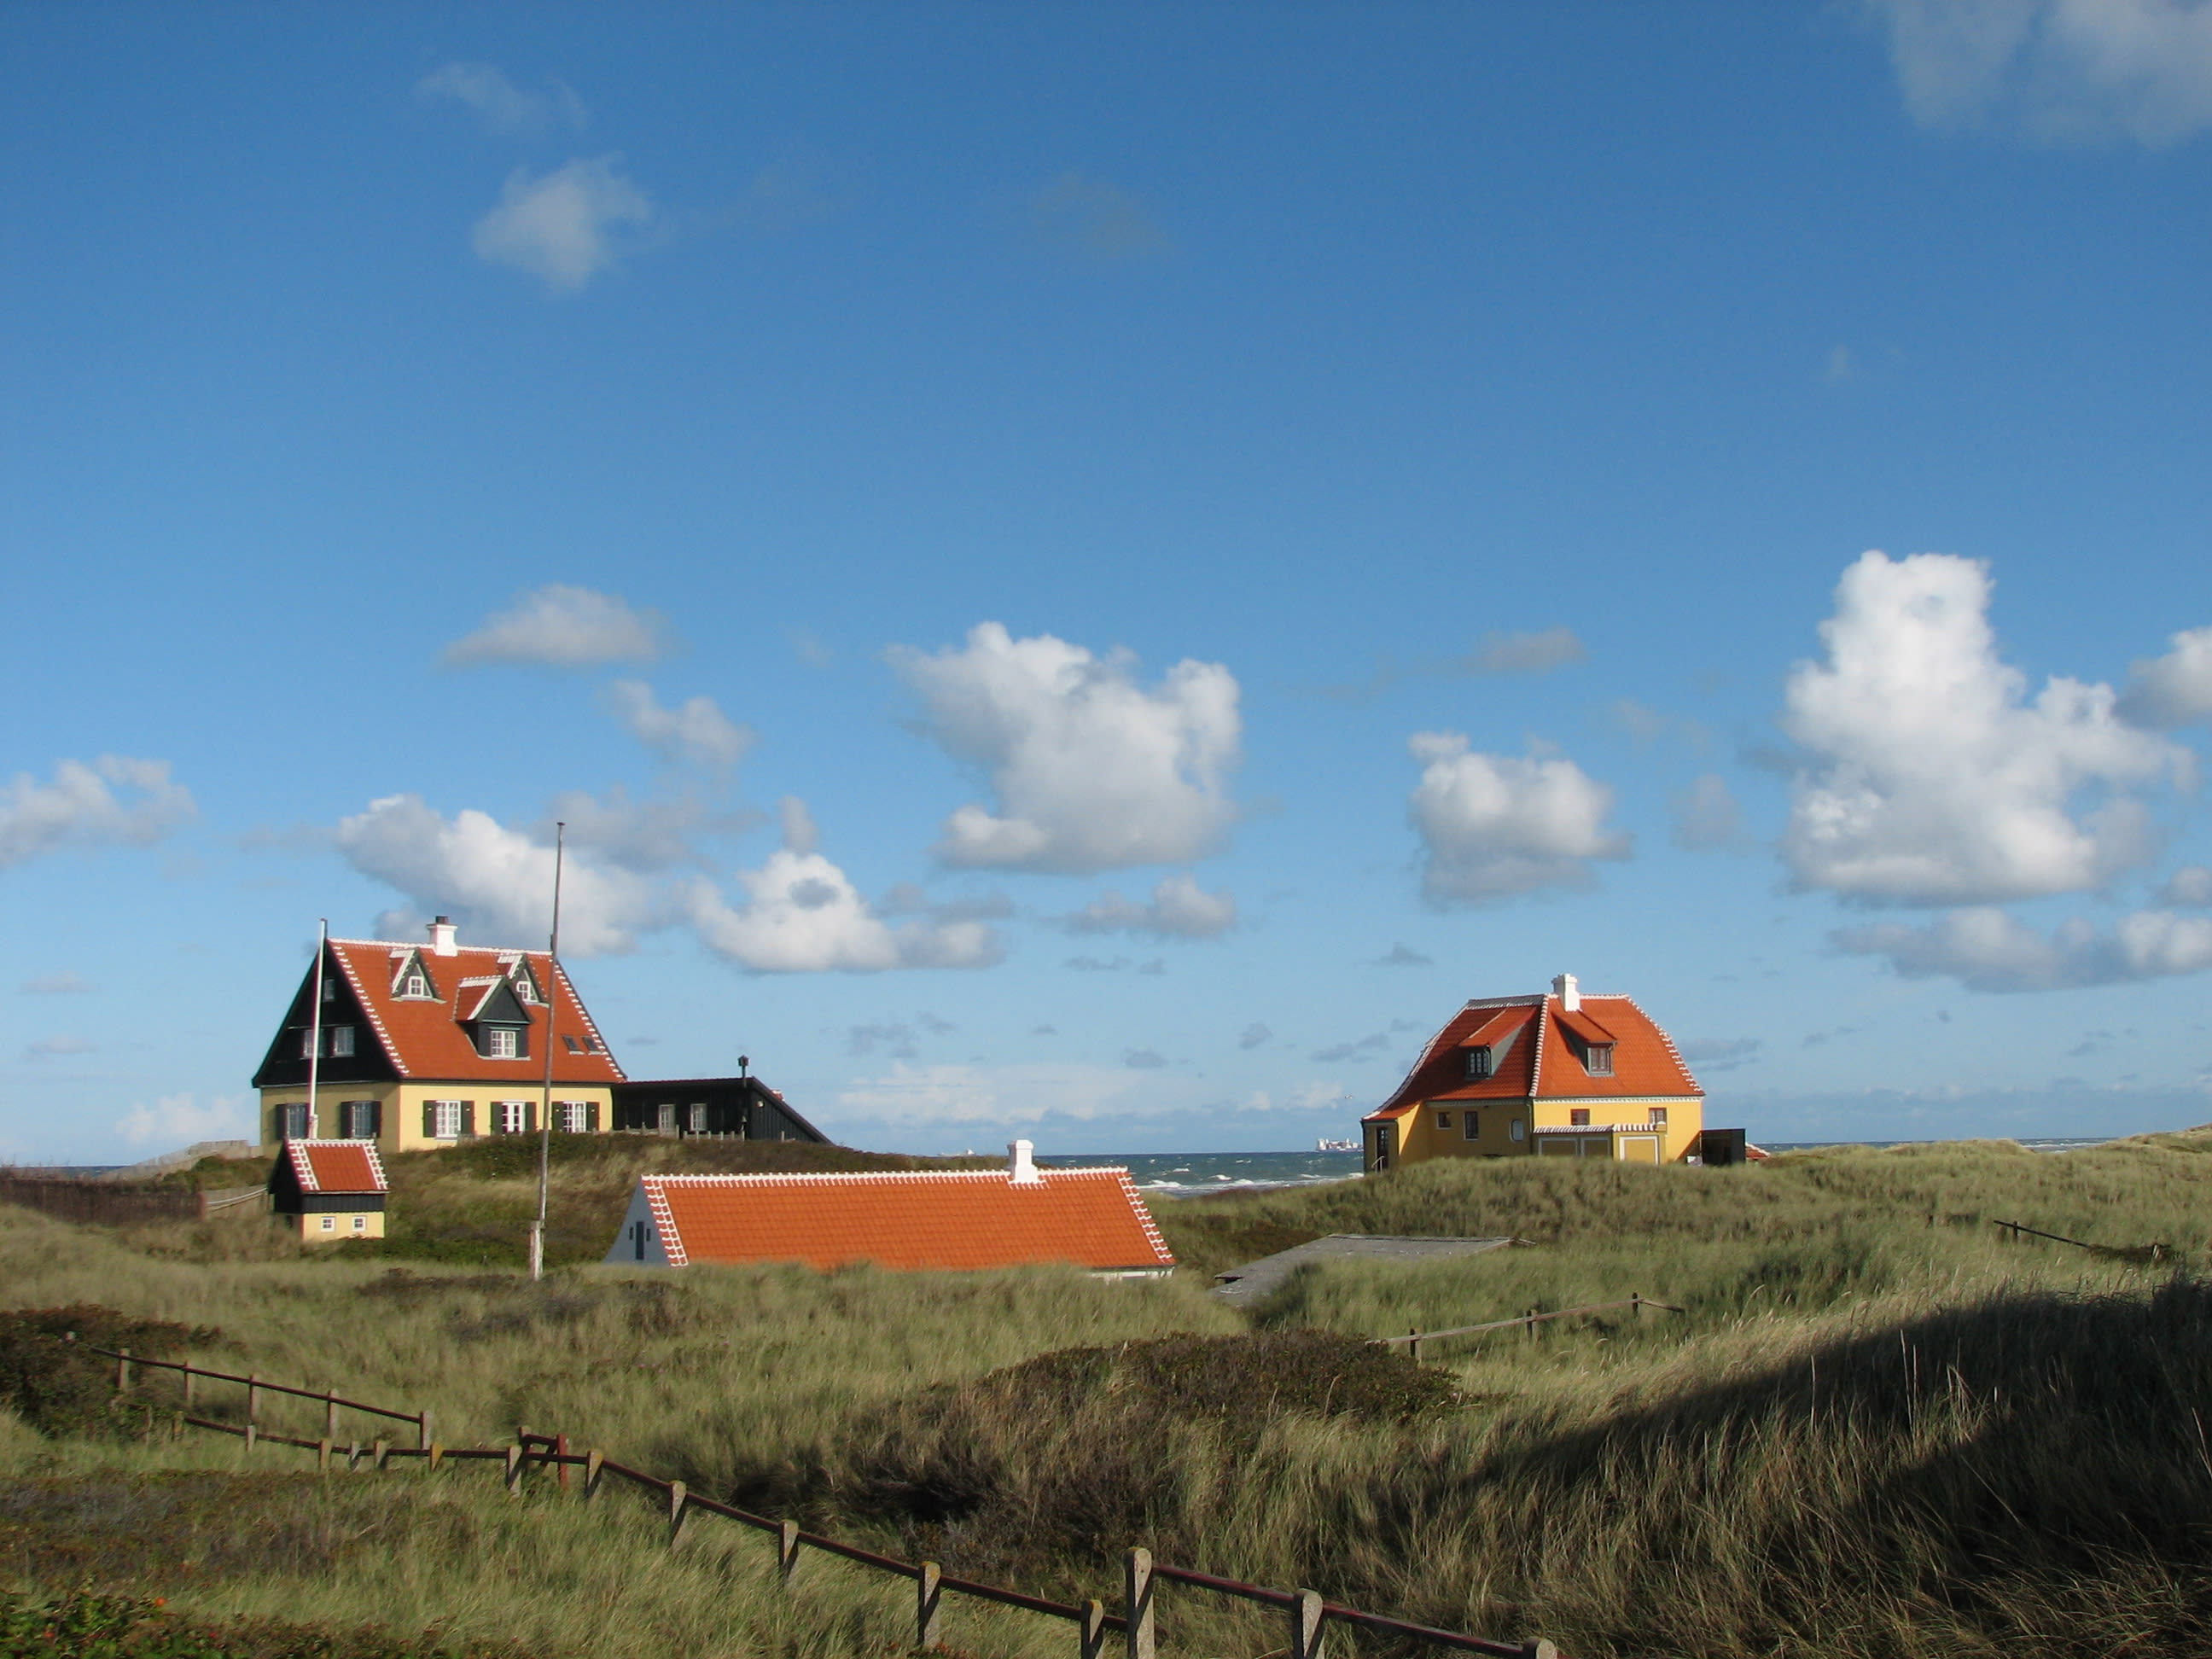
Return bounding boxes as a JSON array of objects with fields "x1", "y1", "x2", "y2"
[
  {"x1": 485, "y1": 1027, "x2": 521, "y2": 1060},
  {"x1": 1586, "y1": 1044, "x2": 1615, "y2": 1076},
  {"x1": 405, "y1": 973, "x2": 428, "y2": 998},
  {"x1": 1464, "y1": 1045, "x2": 1493, "y2": 1080}
]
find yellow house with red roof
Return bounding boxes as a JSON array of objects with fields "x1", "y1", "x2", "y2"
[
  {"x1": 251, "y1": 917, "x2": 626, "y2": 1155},
  {"x1": 1362, "y1": 975, "x2": 1704, "y2": 1172}
]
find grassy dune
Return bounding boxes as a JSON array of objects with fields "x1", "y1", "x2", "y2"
[{"x1": 6, "y1": 1132, "x2": 2212, "y2": 1656}]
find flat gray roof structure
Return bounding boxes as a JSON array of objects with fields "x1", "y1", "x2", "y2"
[{"x1": 1210, "y1": 1232, "x2": 1520, "y2": 1306}]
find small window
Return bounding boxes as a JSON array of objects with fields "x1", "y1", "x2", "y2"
[
  {"x1": 352, "y1": 1214, "x2": 367, "y2": 1231},
  {"x1": 1464, "y1": 1046, "x2": 1493, "y2": 1080},
  {"x1": 1586, "y1": 1044, "x2": 1614, "y2": 1076},
  {"x1": 277, "y1": 1103, "x2": 311, "y2": 1141},
  {"x1": 494, "y1": 1101, "x2": 527, "y2": 1135},
  {"x1": 555, "y1": 1101, "x2": 589, "y2": 1133},
  {"x1": 1510, "y1": 1119, "x2": 1525, "y2": 1142},
  {"x1": 433, "y1": 1100, "x2": 463, "y2": 1138},
  {"x1": 486, "y1": 1027, "x2": 519, "y2": 1059},
  {"x1": 1435, "y1": 1110, "x2": 1451, "y2": 1131},
  {"x1": 404, "y1": 973, "x2": 428, "y2": 999},
  {"x1": 1649, "y1": 1106, "x2": 1668, "y2": 1126},
  {"x1": 329, "y1": 1027, "x2": 354, "y2": 1058},
  {"x1": 562, "y1": 1034, "x2": 583, "y2": 1053},
  {"x1": 300, "y1": 1029, "x2": 316, "y2": 1059},
  {"x1": 1462, "y1": 1113, "x2": 1480, "y2": 1141},
  {"x1": 583, "y1": 1035, "x2": 602, "y2": 1054},
  {"x1": 688, "y1": 1103, "x2": 708, "y2": 1133},
  {"x1": 1570, "y1": 1109, "x2": 1591, "y2": 1127},
  {"x1": 339, "y1": 1099, "x2": 380, "y2": 1139},
  {"x1": 322, "y1": 977, "x2": 337, "y2": 1001},
  {"x1": 319, "y1": 1215, "x2": 335, "y2": 1232}
]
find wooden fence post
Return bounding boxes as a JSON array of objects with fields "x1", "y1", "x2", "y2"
[
  {"x1": 1517, "y1": 1642, "x2": 1558, "y2": 1659},
  {"x1": 247, "y1": 1373, "x2": 261, "y2": 1423},
  {"x1": 1289, "y1": 1589, "x2": 1325, "y2": 1659},
  {"x1": 244, "y1": 1423, "x2": 257, "y2": 1457},
  {"x1": 1407, "y1": 1328, "x2": 1421, "y2": 1363},
  {"x1": 373, "y1": 1438, "x2": 389, "y2": 1471},
  {"x1": 777, "y1": 1519, "x2": 800, "y2": 1581},
  {"x1": 505, "y1": 1445, "x2": 525, "y2": 1496},
  {"x1": 183, "y1": 1365, "x2": 194, "y2": 1410},
  {"x1": 115, "y1": 1348, "x2": 131, "y2": 1391},
  {"x1": 916, "y1": 1562, "x2": 942, "y2": 1651},
  {"x1": 324, "y1": 1390, "x2": 337, "y2": 1441},
  {"x1": 317, "y1": 1437, "x2": 332, "y2": 1473},
  {"x1": 554, "y1": 1433, "x2": 570, "y2": 1493},
  {"x1": 667, "y1": 1481, "x2": 688, "y2": 1547},
  {"x1": 1124, "y1": 1548, "x2": 1155, "y2": 1659},
  {"x1": 416, "y1": 1410, "x2": 431, "y2": 1452},
  {"x1": 1080, "y1": 1598, "x2": 1108, "y2": 1659},
  {"x1": 584, "y1": 1451, "x2": 603, "y2": 1503}
]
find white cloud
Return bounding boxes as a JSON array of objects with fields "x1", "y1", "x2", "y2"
[
  {"x1": 471, "y1": 155, "x2": 652, "y2": 291},
  {"x1": 544, "y1": 785, "x2": 729, "y2": 873},
  {"x1": 835, "y1": 1060, "x2": 1160, "y2": 1126},
  {"x1": 2158, "y1": 864, "x2": 2212, "y2": 905},
  {"x1": 892, "y1": 622, "x2": 1242, "y2": 874},
  {"x1": 684, "y1": 800, "x2": 1002, "y2": 974},
  {"x1": 1406, "y1": 733, "x2": 1630, "y2": 903},
  {"x1": 335, "y1": 794, "x2": 657, "y2": 957},
  {"x1": 1781, "y1": 552, "x2": 2182, "y2": 905},
  {"x1": 20, "y1": 970, "x2": 93, "y2": 994},
  {"x1": 416, "y1": 61, "x2": 585, "y2": 136},
  {"x1": 1030, "y1": 173, "x2": 1172, "y2": 258},
  {"x1": 25, "y1": 1034, "x2": 96, "y2": 1059},
  {"x1": 606, "y1": 681, "x2": 755, "y2": 771},
  {"x1": 2121, "y1": 625, "x2": 2212, "y2": 726},
  {"x1": 443, "y1": 584, "x2": 670, "y2": 668},
  {"x1": 1463, "y1": 627, "x2": 1586, "y2": 675},
  {"x1": 0, "y1": 756, "x2": 193, "y2": 871},
  {"x1": 1671, "y1": 772, "x2": 1744, "y2": 851},
  {"x1": 1838, "y1": 904, "x2": 2212, "y2": 991},
  {"x1": 1867, "y1": 0, "x2": 2212, "y2": 145},
  {"x1": 1068, "y1": 873, "x2": 1237, "y2": 939},
  {"x1": 118, "y1": 1091, "x2": 252, "y2": 1149}
]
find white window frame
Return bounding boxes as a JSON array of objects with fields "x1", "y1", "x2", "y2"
[
  {"x1": 1586, "y1": 1044, "x2": 1615, "y2": 1076},
  {"x1": 555, "y1": 1101, "x2": 589, "y2": 1133},
  {"x1": 329, "y1": 1026, "x2": 354, "y2": 1058},
  {"x1": 1510, "y1": 1118, "x2": 1526, "y2": 1143},
  {"x1": 403, "y1": 973, "x2": 428, "y2": 999},
  {"x1": 277, "y1": 1102, "x2": 312, "y2": 1141},
  {"x1": 432, "y1": 1100, "x2": 464, "y2": 1139},
  {"x1": 1649, "y1": 1106, "x2": 1668, "y2": 1126},
  {"x1": 352, "y1": 1214, "x2": 367, "y2": 1231},
  {"x1": 319, "y1": 1215, "x2": 335, "y2": 1231},
  {"x1": 486, "y1": 1027, "x2": 519, "y2": 1060},
  {"x1": 687, "y1": 1103, "x2": 708, "y2": 1133},
  {"x1": 494, "y1": 1100, "x2": 527, "y2": 1135}
]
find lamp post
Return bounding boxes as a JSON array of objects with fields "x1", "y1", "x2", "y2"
[{"x1": 529, "y1": 823, "x2": 565, "y2": 1284}]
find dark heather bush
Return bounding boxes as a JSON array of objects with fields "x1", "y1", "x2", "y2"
[{"x1": 0, "y1": 1305, "x2": 215, "y2": 1439}]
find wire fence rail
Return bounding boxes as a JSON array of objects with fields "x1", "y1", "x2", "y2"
[
  {"x1": 1374, "y1": 1294, "x2": 1684, "y2": 1361},
  {"x1": 71, "y1": 1338, "x2": 1559, "y2": 1659}
]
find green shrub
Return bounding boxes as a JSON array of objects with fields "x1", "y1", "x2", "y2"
[
  {"x1": 0, "y1": 1307, "x2": 215, "y2": 1440},
  {"x1": 0, "y1": 1586, "x2": 544, "y2": 1658}
]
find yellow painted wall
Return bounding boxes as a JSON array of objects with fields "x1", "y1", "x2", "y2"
[
  {"x1": 257, "y1": 1084, "x2": 614, "y2": 1156},
  {"x1": 1402, "y1": 1100, "x2": 1534, "y2": 1161},
  {"x1": 294, "y1": 1210, "x2": 385, "y2": 1243},
  {"x1": 1528, "y1": 1096, "x2": 1704, "y2": 1162}
]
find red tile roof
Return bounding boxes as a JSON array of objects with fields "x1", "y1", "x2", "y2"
[
  {"x1": 1365, "y1": 992, "x2": 1700, "y2": 1122},
  {"x1": 287, "y1": 1138, "x2": 387, "y2": 1194},
  {"x1": 326, "y1": 939, "x2": 623, "y2": 1086},
  {"x1": 637, "y1": 1169, "x2": 1175, "y2": 1272}
]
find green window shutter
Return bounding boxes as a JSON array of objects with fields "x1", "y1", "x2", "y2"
[
  {"x1": 461, "y1": 1102, "x2": 476, "y2": 1137},
  {"x1": 422, "y1": 1102, "x2": 437, "y2": 1139},
  {"x1": 367, "y1": 1100, "x2": 383, "y2": 1139},
  {"x1": 586, "y1": 1102, "x2": 600, "y2": 1132}
]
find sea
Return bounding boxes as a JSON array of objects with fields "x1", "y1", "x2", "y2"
[{"x1": 1041, "y1": 1138, "x2": 2119, "y2": 1201}]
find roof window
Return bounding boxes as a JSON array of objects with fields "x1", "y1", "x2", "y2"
[
  {"x1": 1586, "y1": 1043, "x2": 1615, "y2": 1076},
  {"x1": 1464, "y1": 1045, "x2": 1493, "y2": 1080}
]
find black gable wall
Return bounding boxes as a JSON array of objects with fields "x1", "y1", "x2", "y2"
[{"x1": 251, "y1": 949, "x2": 399, "y2": 1089}]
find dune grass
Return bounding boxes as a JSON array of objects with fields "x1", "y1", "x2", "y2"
[{"x1": 7, "y1": 1132, "x2": 2212, "y2": 1656}]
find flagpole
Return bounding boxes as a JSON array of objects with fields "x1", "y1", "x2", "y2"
[
  {"x1": 530, "y1": 824, "x2": 564, "y2": 1283},
  {"x1": 302, "y1": 919, "x2": 327, "y2": 1143}
]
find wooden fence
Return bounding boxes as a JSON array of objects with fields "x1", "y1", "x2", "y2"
[
  {"x1": 76, "y1": 1339, "x2": 1558, "y2": 1659},
  {"x1": 0, "y1": 1177, "x2": 265, "y2": 1226},
  {"x1": 1992, "y1": 1219, "x2": 2172, "y2": 1264},
  {"x1": 1376, "y1": 1295, "x2": 1684, "y2": 1362}
]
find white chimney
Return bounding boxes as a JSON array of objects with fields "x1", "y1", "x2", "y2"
[
  {"x1": 1552, "y1": 972, "x2": 1580, "y2": 1012},
  {"x1": 429, "y1": 915, "x2": 459, "y2": 958},
  {"x1": 1008, "y1": 1138, "x2": 1040, "y2": 1184}
]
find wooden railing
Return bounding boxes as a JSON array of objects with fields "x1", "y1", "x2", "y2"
[
  {"x1": 1376, "y1": 1295, "x2": 1684, "y2": 1361},
  {"x1": 1992, "y1": 1220, "x2": 2173, "y2": 1263},
  {"x1": 78, "y1": 1340, "x2": 1559, "y2": 1659}
]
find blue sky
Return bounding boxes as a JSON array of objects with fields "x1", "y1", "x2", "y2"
[{"x1": 5, "y1": 3, "x2": 2212, "y2": 1162}]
